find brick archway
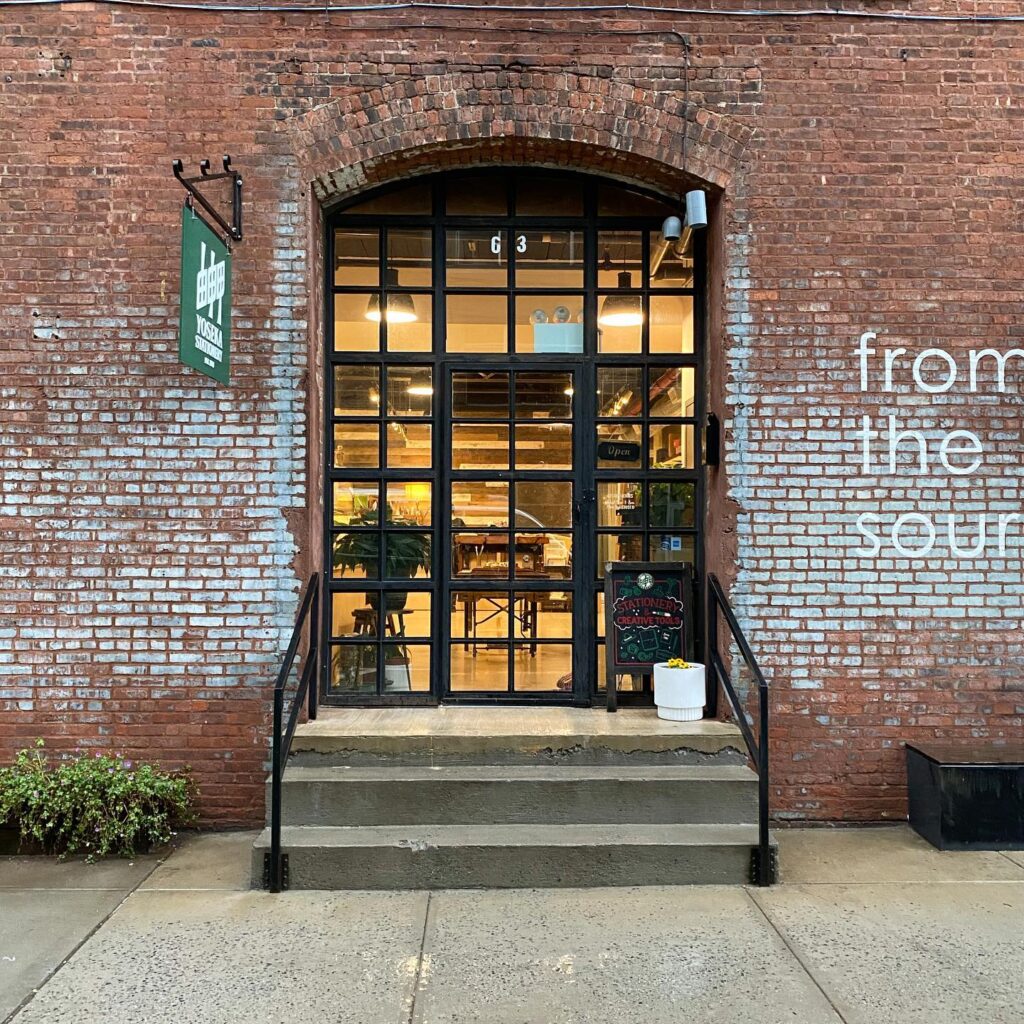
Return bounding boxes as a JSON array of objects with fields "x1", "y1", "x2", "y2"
[
  {"x1": 293, "y1": 70, "x2": 750, "y2": 641},
  {"x1": 290, "y1": 70, "x2": 752, "y2": 202}
]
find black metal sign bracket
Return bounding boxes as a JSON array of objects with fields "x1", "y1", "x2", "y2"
[{"x1": 173, "y1": 155, "x2": 243, "y2": 244}]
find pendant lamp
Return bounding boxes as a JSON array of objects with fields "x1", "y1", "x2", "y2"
[
  {"x1": 598, "y1": 270, "x2": 643, "y2": 328},
  {"x1": 365, "y1": 269, "x2": 417, "y2": 324}
]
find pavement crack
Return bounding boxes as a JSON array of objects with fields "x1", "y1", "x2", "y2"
[
  {"x1": 744, "y1": 887, "x2": 852, "y2": 1024},
  {"x1": 406, "y1": 891, "x2": 433, "y2": 1024}
]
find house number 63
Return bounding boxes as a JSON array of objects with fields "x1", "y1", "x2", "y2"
[{"x1": 490, "y1": 234, "x2": 527, "y2": 254}]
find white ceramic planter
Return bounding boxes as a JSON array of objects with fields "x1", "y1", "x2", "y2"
[
  {"x1": 383, "y1": 661, "x2": 411, "y2": 692},
  {"x1": 653, "y1": 662, "x2": 706, "y2": 721}
]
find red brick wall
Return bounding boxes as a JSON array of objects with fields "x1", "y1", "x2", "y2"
[{"x1": 2, "y1": 2, "x2": 1022, "y2": 824}]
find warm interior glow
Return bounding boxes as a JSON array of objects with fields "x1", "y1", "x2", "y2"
[
  {"x1": 598, "y1": 270, "x2": 643, "y2": 328},
  {"x1": 365, "y1": 296, "x2": 418, "y2": 324},
  {"x1": 365, "y1": 270, "x2": 418, "y2": 323},
  {"x1": 598, "y1": 307, "x2": 643, "y2": 327}
]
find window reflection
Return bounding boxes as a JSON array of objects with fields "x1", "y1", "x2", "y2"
[
  {"x1": 597, "y1": 533, "x2": 643, "y2": 573},
  {"x1": 334, "y1": 228, "x2": 379, "y2": 287},
  {"x1": 452, "y1": 372, "x2": 508, "y2": 419},
  {"x1": 328, "y1": 170, "x2": 705, "y2": 701},
  {"x1": 446, "y1": 229, "x2": 508, "y2": 287},
  {"x1": 387, "y1": 229, "x2": 432, "y2": 288},
  {"x1": 514, "y1": 231, "x2": 584, "y2": 288},
  {"x1": 515, "y1": 373, "x2": 573, "y2": 419},
  {"x1": 330, "y1": 644, "x2": 378, "y2": 692},
  {"x1": 334, "y1": 366, "x2": 380, "y2": 417},
  {"x1": 597, "y1": 367, "x2": 643, "y2": 418},
  {"x1": 515, "y1": 481, "x2": 572, "y2": 529},
  {"x1": 386, "y1": 367, "x2": 433, "y2": 417},
  {"x1": 649, "y1": 482, "x2": 696, "y2": 528},
  {"x1": 451, "y1": 482, "x2": 510, "y2": 528}
]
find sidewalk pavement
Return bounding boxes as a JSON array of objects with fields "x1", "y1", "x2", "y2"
[{"x1": 2, "y1": 827, "x2": 1023, "y2": 1024}]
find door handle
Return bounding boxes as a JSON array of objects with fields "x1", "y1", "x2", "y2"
[{"x1": 574, "y1": 490, "x2": 595, "y2": 526}]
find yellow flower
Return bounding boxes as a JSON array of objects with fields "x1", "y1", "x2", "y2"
[{"x1": 666, "y1": 658, "x2": 692, "y2": 670}]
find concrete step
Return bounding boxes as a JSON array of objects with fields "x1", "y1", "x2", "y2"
[
  {"x1": 271, "y1": 764, "x2": 759, "y2": 827},
  {"x1": 251, "y1": 823, "x2": 765, "y2": 889},
  {"x1": 289, "y1": 708, "x2": 747, "y2": 767}
]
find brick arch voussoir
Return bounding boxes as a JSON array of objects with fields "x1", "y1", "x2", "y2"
[{"x1": 291, "y1": 71, "x2": 751, "y2": 205}]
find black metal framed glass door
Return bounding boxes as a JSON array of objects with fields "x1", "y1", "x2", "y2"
[
  {"x1": 441, "y1": 363, "x2": 588, "y2": 702},
  {"x1": 322, "y1": 169, "x2": 705, "y2": 706}
]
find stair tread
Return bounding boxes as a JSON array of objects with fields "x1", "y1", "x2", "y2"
[
  {"x1": 254, "y1": 823, "x2": 763, "y2": 849},
  {"x1": 278, "y1": 764, "x2": 758, "y2": 784}
]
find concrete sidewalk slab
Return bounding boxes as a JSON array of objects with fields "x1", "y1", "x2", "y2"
[
  {"x1": 1003, "y1": 850, "x2": 1024, "y2": 869},
  {"x1": 412, "y1": 886, "x2": 842, "y2": 1024},
  {"x1": 751, "y1": 882, "x2": 1024, "y2": 1024},
  {"x1": 140, "y1": 832, "x2": 258, "y2": 891},
  {"x1": 0, "y1": 856, "x2": 158, "y2": 891},
  {"x1": 0, "y1": 890, "x2": 128, "y2": 1022},
  {"x1": 9, "y1": 889, "x2": 428, "y2": 1024},
  {"x1": 777, "y1": 825, "x2": 1024, "y2": 884}
]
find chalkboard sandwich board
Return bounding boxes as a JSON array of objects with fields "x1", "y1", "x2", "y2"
[{"x1": 603, "y1": 562, "x2": 694, "y2": 711}]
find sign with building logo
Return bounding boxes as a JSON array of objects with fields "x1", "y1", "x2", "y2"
[
  {"x1": 604, "y1": 562, "x2": 693, "y2": 678},
  {"x1": 178, "y1": 206, "x2": 231, "y2": 384}
]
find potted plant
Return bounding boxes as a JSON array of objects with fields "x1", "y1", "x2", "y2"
[
  {"x1": 332, "y1": 507, "x2": 431, "y2": 600},
  {"x1": 332, "y1": 506, "x2": 431, "y2": 692},
  {"x1": 653, "y1": 657, "x2": 705, "y2": 721}
]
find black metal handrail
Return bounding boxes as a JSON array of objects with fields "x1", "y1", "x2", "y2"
[
  {"x1": 706, "y1": 573, "x2": 775, "y2": 885},
  {"x1": 267, "y1": 573, "x2": 320, "y2": 892}
]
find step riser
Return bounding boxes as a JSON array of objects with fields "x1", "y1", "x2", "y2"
[
  {"x1": 250, "y1": 843, "x2": 754, "y2": 889},
  {"x1": 270, "y1": 779, "x2": 758, "y2": 827},
  {"x1": 288, "y1": 747, "x2": 749, "y2": 768}
]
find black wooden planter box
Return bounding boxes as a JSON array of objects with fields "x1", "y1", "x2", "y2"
[{"x1": 906, "y1": 743, "x2": 1024, "y2": 851}]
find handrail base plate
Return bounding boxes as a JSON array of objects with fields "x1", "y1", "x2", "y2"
[
  {"x1": 749, "y1": 845, "x2": 778, "y2": 886},
  {"x1": 263, "y1": 851, "x2": 290, "y2": 892}
]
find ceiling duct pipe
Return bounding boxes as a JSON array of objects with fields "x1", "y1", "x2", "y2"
[{"x1": 650, "y1": 190, "x2": 708, "y2": 284}]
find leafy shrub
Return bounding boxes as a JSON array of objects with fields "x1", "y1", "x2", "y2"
[{"x1": 0, "y1": 741, "x2": 196, "y2": 858}]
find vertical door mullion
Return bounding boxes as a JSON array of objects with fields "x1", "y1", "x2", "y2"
[{"x1": 575, "y1": 359, "x2": 595, "y2": 706}]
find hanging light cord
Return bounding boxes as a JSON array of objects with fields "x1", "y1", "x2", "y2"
[{"x1": 0, "y1": 0, "x2": 1020, "y2": 21}]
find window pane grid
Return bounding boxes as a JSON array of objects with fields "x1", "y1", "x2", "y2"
[{"x1": 327, "y1": 171, "x2": 704, "y2": 702}]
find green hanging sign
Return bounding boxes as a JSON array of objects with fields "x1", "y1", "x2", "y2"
[{"x1": 178, "y1": 206, "x2": 231, "y2": 384}]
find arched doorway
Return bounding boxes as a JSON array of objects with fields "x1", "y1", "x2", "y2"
[{"x1": 323, "y1": 168, "x2": 705, "y2": 705}]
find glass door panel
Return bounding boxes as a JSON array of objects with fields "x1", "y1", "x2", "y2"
[{"x1": 445, "y1": 366, "x2": 580, "y2": 698}]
